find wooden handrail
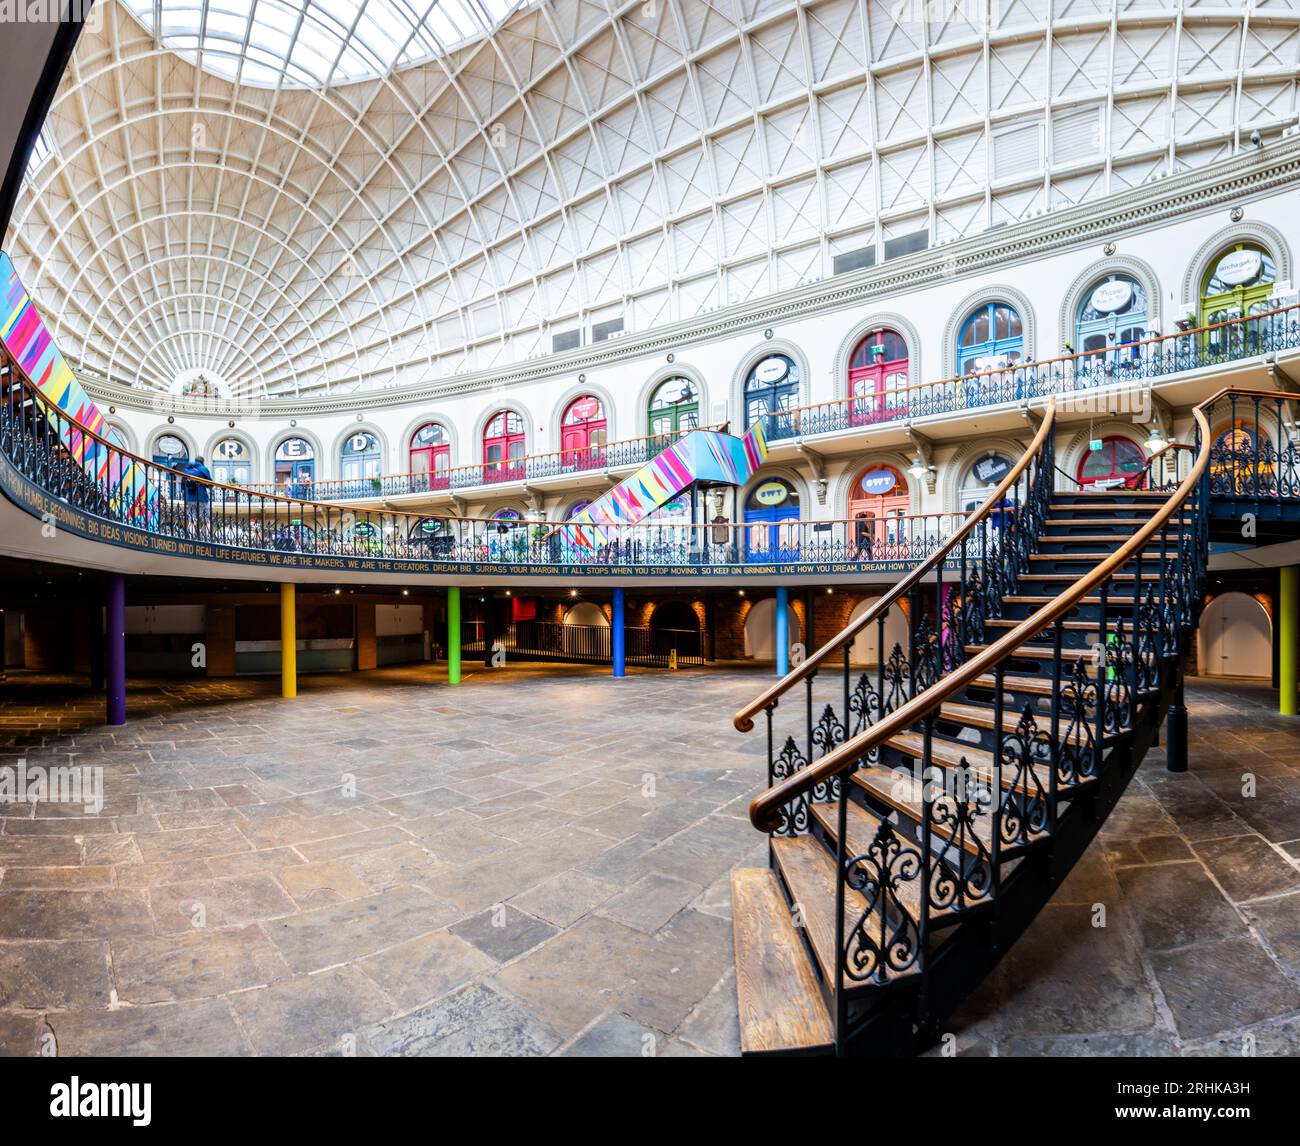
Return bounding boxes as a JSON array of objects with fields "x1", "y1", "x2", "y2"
[
  {"x1": 747, "y1": 398, "x2": 1215, "y2": 833},
  {"x1": 731, "y1": 399, "x2": 1058, "y2": 733}
]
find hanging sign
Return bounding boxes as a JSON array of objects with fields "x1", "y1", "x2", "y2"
[
  {"x1": 754, "y1": 357, "x2": 789, "y2": 383},
  {"x1": 860, "y1": 469, "x2": 897, "y2": 496},
  {"x1": 277, "y1": 438, "x2": 309, "y2": 460},
  {"x1": 348, "y1": 432, "x2": 374, "y2": 453},
  {"x1": 1089, "y1": 280, "x2": 1133, "y2": 313},
  {"x1": 971, "y1": 454, "x2": 1012, "y2": 484},
  {"x1": 217, "y1": 438, "x2": 246, "y2": 459},
  {"x1": 1089, "y1": 439, "x2": 1104, "y2": 452},
  {"x1": 752, "y1": 480, "x2": 789, "y2": 506},
  {"x1": 1214, "y1": 249, "x2": 1263, "y2": 286},
  {"x1": 156, "y1": 435, "x2": 187, "y2": 457}
]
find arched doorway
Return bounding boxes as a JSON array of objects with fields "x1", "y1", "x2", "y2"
[
  {"x1": 957, "y1": 301, "x2": 1023, "y2": 375},
  {"x1": 848, "y1": 464, "x2": 909, "y2": 559},
  {"x1": 647, "y1": 376, "x2": 699, "y2": 441},
  {"x1": 409, "y1": 422, "x2": 450, "y2": 491},
  {"x1": 1076, "y1": 436, "x2": 1146, "y2": 490},
  {"x1": 1199, "y1": 244, "x2": 1277, "y2": 354},
  {"x1": 848, "y1": 329, "x2": 909, "y2": 424},
  {"x1": 744, "y1": 354, "x2": 800, "y2": 435},
  {"x1": 1075, "y1": 275, "x2": 1149, "y2": 372},
  {"x1": 339, "y1": 431, "x2": 382, "y2": 487},
  {"x1": 211, "y1": 437, "x2": 252, "y2": 487},
  {"x1": 1198, "y1": 593, "x2": 1271, "y2": 678},
  {"x1": 744, "y1": 598, "x2": 799, "y2": 662},
  {"x1": 561, "y1": 395, "x2": 607, "y2": 469},
  {"x1": 650, "y1": 600, "x2": 702, "y2": 662},
  {"x1": 744, "y1": 478, "x2": 801, "y2": 562},
  {"x1": 848, "y1": 596, "x2": 910, "y2": 666},
  {"x1": 274, "y1": 437, "x2": 315, "y2": 496},
  {"x1": 483, "y1": 410, "x2": 526, "y2": 482},
  {"x1": 152, "y1": 433, "x2": 189, "y2": 501},
  {"x1": 564, "y1": 602, "x2": 609, "y2": 628}
]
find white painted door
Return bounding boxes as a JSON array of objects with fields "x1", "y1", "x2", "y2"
[{"x1": 1198, "y1": 592, "x2": 1272, "y2": 678}]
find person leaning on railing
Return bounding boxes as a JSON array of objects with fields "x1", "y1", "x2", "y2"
[{"x1": 176, "y1": 455, "x2": 213, "y2": 533}]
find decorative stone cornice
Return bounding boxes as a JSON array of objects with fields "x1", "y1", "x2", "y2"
[{"x1": 79, "y1": 137, "x2": 1300, "y2": 420}]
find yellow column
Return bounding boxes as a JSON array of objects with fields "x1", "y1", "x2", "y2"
[
  {"x1": 281, "y1": 582, "x2": 297, "y2": 698},
  {"x1": 1282, "y1": 566, "x2": 1298, "y2": 717}
]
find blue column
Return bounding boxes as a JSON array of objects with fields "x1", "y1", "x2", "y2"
[
  {"x1": 106, "y1": 574, "x2": 126, "y2": 726},
  {"x1": 612, "y1": 587, "x2": 626, "y2": 678},
  {"x1": 775, "y1": 586, "x2": 789, "y2": 677}
]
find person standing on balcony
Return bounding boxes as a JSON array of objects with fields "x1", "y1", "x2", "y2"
[{"x1": 179, "y1": 455, "x2": 212, "y2": 534}]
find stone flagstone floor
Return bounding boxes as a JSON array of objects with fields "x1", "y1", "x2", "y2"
[{"x1": 0, "y1": 664, "x2": 1298, "y2": 1057}]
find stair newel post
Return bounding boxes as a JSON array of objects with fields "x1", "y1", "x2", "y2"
[
  {"x1": 907, "y1": 583, "x2": 919, "y2": 701},
  {"x1": 1253, "y1": 395, "x2": 1262, "y2": 501},
  {"x1": 1049, "y1": 619, "x2": 1063, "y2": 834},
  {"x1": 1158, "y1": 517, "x2": 1169, "y2": 663}
]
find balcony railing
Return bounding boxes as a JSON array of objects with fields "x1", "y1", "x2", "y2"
[
  {"x1": 246, "y1": 427, "x2": 714, "y2": 501},
  {"x1": 760, "y1": 303, "x2": 1300, "y2": 442},
  {"x1": 238, "y1": 305, "x2": 1300, "y2": 501}
]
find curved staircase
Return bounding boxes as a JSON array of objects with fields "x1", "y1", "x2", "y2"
[{"x1": 729, "y1": 398, "x2": 1216, "y2": 1056}]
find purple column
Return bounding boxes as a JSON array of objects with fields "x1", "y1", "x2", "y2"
[{"x1": 106, "y1": 573, "x2": 126, "y2": 726}]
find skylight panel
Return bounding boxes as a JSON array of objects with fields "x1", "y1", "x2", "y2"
[{"x1": 121, "y1": 0, "x2": 533, "y2": 88}]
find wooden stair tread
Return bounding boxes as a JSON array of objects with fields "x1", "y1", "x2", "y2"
[
  {"x1": 1044, "y1": 517, "x2": 1189, "y2": 526},
  {"x1": 731, "y1": 867, "x2": 834, "y2": 1055},
  {"x1": 849, "y1": 768, "x2": 1004, "y2": 856},
  {"x1": 1003, "y1": 595, "x2": 1135, "y2": 606},
  {"x1": 965, "y1": 643, "x2": 1097, "y2": 659},
  {"x1": 771, "y1": 836, "x2": 919, "y2": 988},
  {"x1": 811, "y1": 802, "x2": 959, "y2": 924},
  {"x1": 1028, "y1": 572, "x2": 1162, "y2": 581}
]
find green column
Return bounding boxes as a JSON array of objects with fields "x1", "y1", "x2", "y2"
[
  {"x1": 448, "y1": 585, "x2": 461, "y2": 685},
  {"x1": 1282, "y1": 566, "x2": 1298, "y2": 716}
]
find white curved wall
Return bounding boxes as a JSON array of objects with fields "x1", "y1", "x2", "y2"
[{"x1": 1198, "y1": 593, "x2": 1272, "y2": 678}]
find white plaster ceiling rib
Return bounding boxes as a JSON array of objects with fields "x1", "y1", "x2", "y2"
[{"x1": 6, "y1": 0, "x2": 1299, "y2": 399}]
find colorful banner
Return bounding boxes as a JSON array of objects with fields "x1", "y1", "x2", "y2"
[
  {"x1": 0, "y1": 250, "x2": 150, "y2": 519},
  {"x1": 560, "y1": 423, "x2": 768, "y2": 554}
]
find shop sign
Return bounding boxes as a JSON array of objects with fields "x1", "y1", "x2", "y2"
[
  {"x1": 1214, "y1": 249, "x2": 1263, "y2": 286},
  {"x1": 1089, "y1": 280, "x2": 1133, "y2": 313},
  {"x1": 860, "y1": 469, "x2": 897, "y2": 495},
  {"x1": 568, "y1": 396, "x2": 601, "y2": 421},
  {"x1": 752, "y1": 480, "x2": 789, "y2": 506},
  {"x1": 754, "y1": 357, "x2": 789, "y2": 383},
  {"x1": 971, "y1": 454, "x2": 1012, "y2": 484}
]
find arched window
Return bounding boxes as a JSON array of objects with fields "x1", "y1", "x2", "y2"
[
  {"x1": 849, "y1": 464, "x2": 909, "y2": 557},
  {"x1": 1075, "y1": 275, "x2": 1149, "y2": 369},
  {"x1": 340, "y1": 431, "x2": 382, "y2": 486},
  {"x1": 959, "y1": 452, "x2": 1015, "y2": 512},
  {"x1": 849, "y1": 329, "x2": 909, "y2": 424},
  {"x1": 744, "y1": 478, "x2": 801, "y2": 562},
  {"x1": 409, "y1": 422, "x2": 450, "y2": 491},
  {"x1": 744, "y1": 354, "x2": 800, "y2": 433},
  {"x1": 275, "y1": 437, "x2": 315, "y2": 495},
  {"x1": 957, "y1": 302, "x2": 1023, "y2": 375},
  {"x1": 564, "y1": 499, "x2": 591, "y2": 520},
  {"x1": 560, "y1": 395, "x2": 607, "y2": 470},
  {"x1": 483, "y1": 410, "x2": 526, "y2": 482},
  {"x1": 648, "y1": 376, "x2": 699, "y2": 439},
  {"x1": 212, "y1": 437, "x2": 252, "y2": 487},
  {"x1": 153, "y1": 433, "x2": 190, "y2": 500},
  {"x1": 410, "y1": 516, "x2": 453, "y2": 556},
  {"x1": 1200, "y1": 244, "x2": 1278, "y2": 355},
  {"x1": 1076, "y1": 436, "x2": 1146, "y2": 490}
]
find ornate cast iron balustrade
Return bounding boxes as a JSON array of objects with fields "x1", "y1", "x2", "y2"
[
  {"x1": 731, "y1": 391, "x2": 1216, "y2": 1051},
  {"x1": 763, "y1": 304, "x2": 1300, "y2": 443},
  {"x1": 0, "y1": 364, "x2": 981, "y2": 572}
]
